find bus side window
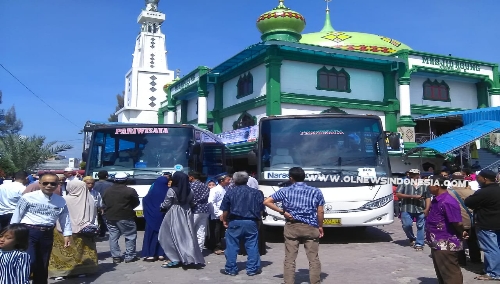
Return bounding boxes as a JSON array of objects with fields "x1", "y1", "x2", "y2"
[
  {"x1": 188, "y1": 144, "x2": 201, "y2": 172},
  {"x1": 202, "y1": 146, "x2": 223, "y2": 176}
]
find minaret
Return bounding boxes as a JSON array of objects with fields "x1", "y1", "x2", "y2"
[{"x1": 116, "y1": 0, "x2": 175, "y2": 123}]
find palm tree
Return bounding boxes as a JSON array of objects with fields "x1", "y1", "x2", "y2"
[{"x1": 0, "y1": 134, "x2": 73, "y2": 173}]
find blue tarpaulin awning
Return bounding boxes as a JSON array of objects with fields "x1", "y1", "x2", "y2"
[
  {"x1": 405, "y1": 120, "x2": 500, "y2": 156},
  {"x1": 414, "y1": 107, "x2": 500, "y2": 125}
]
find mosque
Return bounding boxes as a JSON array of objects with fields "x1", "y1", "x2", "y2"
[{"x1": 122, "y1": 0, "x2": 500, "y2": 172}]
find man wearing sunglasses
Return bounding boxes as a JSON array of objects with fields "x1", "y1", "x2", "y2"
[{"x1": 10, "y1": 173, "x2": 72, "y2": 284}]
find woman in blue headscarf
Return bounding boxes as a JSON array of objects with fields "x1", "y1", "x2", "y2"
[{"x1": 142, "y1": 176, "x2": 169, "y2": 262}]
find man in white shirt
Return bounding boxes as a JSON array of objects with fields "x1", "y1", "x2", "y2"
[
  {"x1": 11, "y1": 173, "x2": 72, "y2": 284},
  {"x1": 0, "y1": 171, "x2": 28, "y2": 229},
  {"x1": 247, "y1": 174, "x2": 259, "y2": 190},
  {"x1": 60, "y1": 168, "x2": 78, "y2": 196},
  {"x1": 207, "y1": 173, "x2": 231, "y2": 255}
]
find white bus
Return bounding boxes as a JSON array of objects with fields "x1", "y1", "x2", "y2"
[
  {"x1": 257, "y1": 114, "x2": 394, "y2": 227},
  {"x1": 82, "y1": 121, "x2": 230, "y2": 218}
]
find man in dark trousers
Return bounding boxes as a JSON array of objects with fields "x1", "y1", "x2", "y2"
[
  {"x1": 220, "y1": 171, "x2": 264, "y2": 276},
  {"x1": 102, "y1": 172, "x2": 140, "y2": 263},
  {"x1": 93, "y1": 170, "x2": 114, "y2": 237},
  {"x1": 10, "y1": 173, "x2": 72, "y2": 284},
  {"x1": 465, "y1": 169, "x2": 500, "y2": 280}
]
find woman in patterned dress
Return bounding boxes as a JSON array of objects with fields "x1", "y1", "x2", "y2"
[{"x1": 48, "y1": 180, "x2": 98, "y2": 279}]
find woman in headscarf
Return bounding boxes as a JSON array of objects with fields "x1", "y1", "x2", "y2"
[
  {"x1": 141, "y1": 176, "x2": 168, "y2": 262},
  {"x1": 158, "y1": 171, "x2": 205, "y2": 268},
  {"x1": 48, "y1": 180, "x2": 98, "y2": 279}
]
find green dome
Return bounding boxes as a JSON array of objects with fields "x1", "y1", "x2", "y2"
[
  {"x1": 257, "y1": 0, "x2": 306, "y2": 42},
  {"x1": 300, "y1": 9, "x2": 411, "y2": 55}
]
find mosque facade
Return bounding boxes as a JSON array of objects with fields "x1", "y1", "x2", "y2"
[{"x1": 157, "y1": 0, "x2": 500, "y2": 170}]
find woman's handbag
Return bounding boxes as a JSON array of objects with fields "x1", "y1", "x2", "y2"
[{"x1": 79, "y1": 224, "x2": 99, "y2": 237}]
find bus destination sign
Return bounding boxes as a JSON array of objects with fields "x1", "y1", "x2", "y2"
[{"x1": 115, "y1": 128, "x2": 169, "y2": 134}]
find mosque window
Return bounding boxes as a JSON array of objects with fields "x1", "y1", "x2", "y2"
[
  {"x1": 423, "y1": 79, "x2": 450, "y2": 102},
  {"x1": 317, "y1": 66, "x2": 351, "y2": 93},
  {"x1": 233, "y1": 112, "x2": 256, "y2": 130},
  {"x1": 237, "y1": 73, "x2": 254, "y2": 98}
]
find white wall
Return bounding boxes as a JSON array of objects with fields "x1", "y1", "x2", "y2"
[
  {"x1": 410, "y1": 76, "x2": 477, "y2": 109},
  {"x1": 117, "y1": 109, "x2": 158, "y2": 124},
  {"x1": 222, "y1": 106, "x2": 266, "y2": 132},
  {"x1": 163, "y1": 111, "x2": 168, "y2": 124},
  {"x1": 176, "y1": 105, "x2": 181, "y2": 123},
  {"x1": 207, "y1": 85, "x2": 215, "y2": 111},
  {"x1": 408, "y1": 55, "x2": 494, "y2": 80},
  {"x1": 222, "y1": 64, "x2": 266, "y2": 108},
  {"x1": 186, "y1": 97, "x2": 198, "y2": 122},
  {"x1": 340, "y1": 109, "x2": 386, "y2": 130},
  {"x1": 281, "y1": 60, "x2": 384, "y2": 101},
  {"x1": 281, "y1": 104, "x2": 328, "y2": 115},
  {"x1": 136, "y1": 71, "x2": 170, "y2": 110}
]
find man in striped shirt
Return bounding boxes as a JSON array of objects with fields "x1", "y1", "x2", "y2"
[{"x1": 264, "y1": 167, "x2": 325, "y2": 284}]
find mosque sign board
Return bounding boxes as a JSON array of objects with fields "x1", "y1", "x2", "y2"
[
  {"x1": 421, "y1": 56, "x2": 481, "y2": 72},
  {"x1": 409, "y1": 54, "x2": 491, "y2": 76},
  {"x1": 171, "y1": 72, "x2": 199, "y2": 96}
]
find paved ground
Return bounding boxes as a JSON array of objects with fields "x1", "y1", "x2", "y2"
[{"x1": 49, "y1": 222, "x2": 483, "y2": 284}]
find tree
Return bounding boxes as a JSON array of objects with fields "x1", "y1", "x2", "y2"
[
  {"x1": 0, "y1": 134, "x2": 73, "y2": 174},
  {"x1": 0, "y1": 91, "x2": 23, "y2": 136},
  {"x1": 108, "y1": 91, "x2": 125, "y2": 122}
]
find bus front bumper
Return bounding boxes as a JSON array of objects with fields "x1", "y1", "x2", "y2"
[{"x1": 262, "y1": 203, "x2": 394, "y2": 227}]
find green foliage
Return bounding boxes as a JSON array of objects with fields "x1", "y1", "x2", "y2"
[
  {"x1": 0, "y1": 134, "x2": 73, "y2": 174},
  {"x1": 79, "y1": 161, "x2": 86, "y2": 170},
  {"x1": 108, "y1": 91, "x2": 125, "y2": 122},
  {"x1": 0, "y1": 91, "x2": 23, "y2": 137}
]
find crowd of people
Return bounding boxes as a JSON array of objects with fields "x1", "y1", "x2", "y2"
[
  {"x1": 0, "y1": 165, "x2": 326, "y2": 284},
  {"x1": 395, "y1": 167, "x2": 500, "y2": 283},
  {"x1": 4, "y1": 162, "x2": 500, "y2": 284}
]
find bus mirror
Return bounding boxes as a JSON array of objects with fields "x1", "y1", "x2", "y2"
[
  {"x1": 247, "y1": 151, "x2": 257, "y2": 165},
  {"x1": 388, "y1": 132, "x2": 401, "y2": 150}
]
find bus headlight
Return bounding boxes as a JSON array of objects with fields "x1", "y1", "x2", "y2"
[{"x1": 359, "y1": 194, "x2": 393, "y2": 210}]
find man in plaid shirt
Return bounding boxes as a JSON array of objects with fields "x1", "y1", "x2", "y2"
[{"x1": 396, "y1": 169, "x2": 431, "y2": 251}]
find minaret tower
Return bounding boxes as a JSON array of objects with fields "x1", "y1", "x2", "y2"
[{"x1": 116, "y1": 0, "x2": 174, "y2": 123}]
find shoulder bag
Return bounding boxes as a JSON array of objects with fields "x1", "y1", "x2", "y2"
[{"x1": 449, "y1": 189, "x2": 474, "y2": 226}]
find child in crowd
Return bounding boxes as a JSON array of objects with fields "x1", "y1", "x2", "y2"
[
  {"x1": 0, "y1": 224, "x2": 31, "y2": 284},
  {"x1": 207, "y1": 180, "x2": 216, "y2": 189}
]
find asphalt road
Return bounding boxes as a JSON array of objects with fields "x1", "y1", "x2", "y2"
[{"x1": 48, "y1": 221, "x2": 483, "y2": 284}]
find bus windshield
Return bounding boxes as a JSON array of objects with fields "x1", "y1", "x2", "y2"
[
  {"x1": 87, "y1": 127, "x2": 192, "y2": 175},
  {"x1": 259, "y1": 116, "x2": 390, "y2": 180}
]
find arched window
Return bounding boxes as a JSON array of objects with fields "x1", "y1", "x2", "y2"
[
  {"x1": 237, "y1": 72, "x2": 254, "y2": 98},
  {"x1": 320, "y1": 107, "x2": 348, "y2": 114},
  {"x1": 423, "y1": 79, "x2": 450, "y2": 102},
  {"x1": 317, "y1": 66, "x2": 351, "y2": 92},
  {"x1": 233, "y1": 112, "x2": 256, "y2": 130}
]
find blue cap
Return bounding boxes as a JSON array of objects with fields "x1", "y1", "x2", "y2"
[{"x1": 214, "y1": 173, "x2": 229, "y2": 182}]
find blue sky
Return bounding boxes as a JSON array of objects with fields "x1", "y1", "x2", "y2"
[{"x1": 0, "y1": 0, "x2": 499, "y2": 159}]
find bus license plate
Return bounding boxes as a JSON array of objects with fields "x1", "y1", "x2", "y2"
[
  {"x1": 323, "y1": 218, "x2": 341, "y2": 225},
  {"x1": 135, "y1": 211, "x2": 144, "y2": 217}
]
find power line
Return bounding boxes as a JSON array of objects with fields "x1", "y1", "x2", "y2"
[
  {"x1": 0, "y1": 63, "x2": 81, "y2": 129},
  {"x1": 55, "y1": 139, "x2": 83, "y2": 143}
]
